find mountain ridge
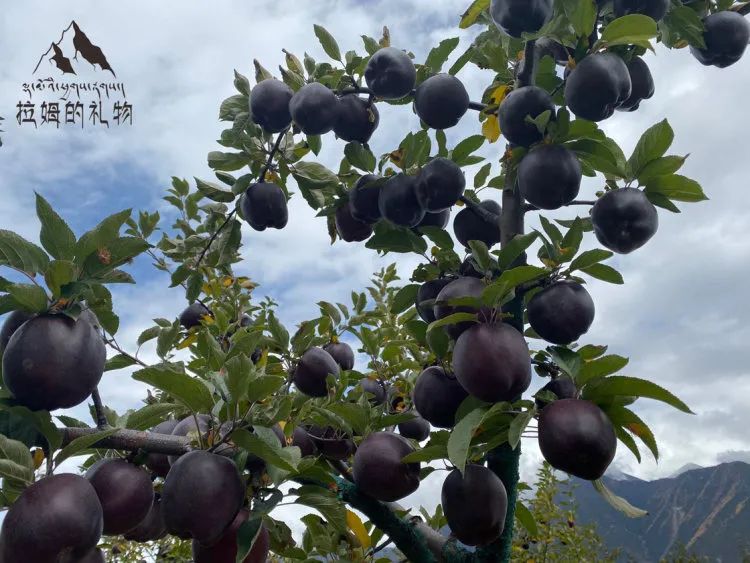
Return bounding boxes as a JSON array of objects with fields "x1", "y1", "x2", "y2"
[{"x1": 573, "y1": 461, "x2": 750, "y2": 562}]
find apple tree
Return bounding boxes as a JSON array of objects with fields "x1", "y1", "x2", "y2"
[{"x1": 0, "y1": 0, "x2": 747, "y2": 561}]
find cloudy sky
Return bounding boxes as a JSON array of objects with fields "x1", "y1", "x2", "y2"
[{"x1": 1, "y1": 0, "x2": 749, "y2": 533}]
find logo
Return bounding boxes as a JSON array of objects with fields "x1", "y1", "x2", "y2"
[{"x1": 14, "y1": 20, "x2": 133, "y2": 133}]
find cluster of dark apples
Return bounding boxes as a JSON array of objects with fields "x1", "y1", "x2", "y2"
[
  {"x1": 0, "y1": 426, "x2": 271, "y2": 563},
  {"x1": 242, "y1": 45, "x2": 479, "y2": 238}
]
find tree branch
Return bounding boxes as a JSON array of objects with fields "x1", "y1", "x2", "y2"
[
  {"x1": 458, "y1": 195, "x2": 501, "y2": 225},
  {"x1": 60, "y1": 427, "x2": 192, "y2": 455},
  {"x1": 516, "y1": 40, "x2": 538, "y2": 88},
  {"x1": 524, "y1": 200, "x2": 596, "y2": 212},
  {"x1": 90, "y1": 388, "x2": 109, "y2": 429},
  {"x1": 194, "y1": 127, "x2": 289, "y2": 271},
  {"x1": 336, "y1": 86, "x2": 488, "y2": 112},
  {"x1": 56, "y1": 428, "x2": 470, "y2": 562}
]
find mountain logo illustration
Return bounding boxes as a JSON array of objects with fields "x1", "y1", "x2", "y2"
[{"x1": 33, "y1": 20, "x2": 116, "y2": 77}]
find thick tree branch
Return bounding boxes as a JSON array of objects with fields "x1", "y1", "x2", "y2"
[
  {"x1": 60, "y1": 427, "x2": 192, "y2": 456},
  {"x1": 516, "y1": 40, "x2": 538, "y2": 88}
]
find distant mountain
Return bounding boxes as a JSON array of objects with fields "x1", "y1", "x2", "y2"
[{"x1": 573, "y1": 462, "x2": 750, "y2": 562}]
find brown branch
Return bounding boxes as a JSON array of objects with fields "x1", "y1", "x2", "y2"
[
  {"x1": 336, "y1": 86, "x2": 488, "y2": 112},
  {"x1": 194, "y1": 127, "x2": 290, "y2": 271},
  {"x1": 524, "y1": 200, "x2": 596, "y2": 212},
  {"x1": 60, "y1": 427, "x2": 192, "y2": 455},
  {"x1": 90, "y1": 388, "x2": 108, "y2": 429}
]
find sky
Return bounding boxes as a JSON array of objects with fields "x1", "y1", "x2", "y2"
[{"x1": 1, "y1": 0, "x2": 750, "y2": 538}]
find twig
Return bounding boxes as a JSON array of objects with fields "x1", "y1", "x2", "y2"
[
  {"x1": 336, "y1": 86, "x2": 488, "y2": 112},
  {"x1": 106, "y1": 336, "x2": 147, "y2": 367},
  {"x1": 457, "y1": 195, "x2": 500, "y2": 225},
  {"x1": 194, "y1": 127, "x2": 290, "y2": 271},
  {"x1": 524, "y1": 200, "x2": 596, "y2": 212},
  {"x1": 90, "y1": 387, "x2": 109, "y2": 429},
  {"x1": 4, "y1": 265, "x2": 48, "y2": 293}
]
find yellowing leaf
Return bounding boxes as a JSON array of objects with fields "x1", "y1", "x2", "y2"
[
  {"x1": 32, "y1": 448, "x2": 45, "y2": 470},
  {"x1": 221, "y1": 276, "x2": 234, "y2": 287},
  {"x1": 346, "y1": 510, "x2": 371, "y2": 549},
  {"x1": 489, "y1": 85, "x2": 509, "y2": 106},
  {"x1": 176, "y1": 333, "x2": 198, "y2": 349},
  {"x1": 459, "y1": 0, "x2": 490, "y2": 29},
  {"x1": 483, "y1": 114, "x2": 501, "y2": 143}
]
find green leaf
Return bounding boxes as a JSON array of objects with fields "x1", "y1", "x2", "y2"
[
  {"x1": 0, "y1": 230, "x2": 50, "y2": 275},
  {"x1": 6, "y1": 283, "x2": 48, "y2": 313},
  {"x1": 495, "y1": 232, "x2": 538, "y2": 270},
  {"x1": 425, "y1": 37, "x2": 460, "y2": 72},
  {"x1": 82, "y1": 237, "x2": 149, "y2": 277},
  {"x1": 605, "y1": 406, "x2": 658, "y2": 461},
  {"x1": 208, "y1": 151, "x2": 250, "y2": 172},
  {"x1": 344, "y1": 143, "x2": 376, "y2": 172},
  {"x1": 54, "y1": 427, "x2": 119, "y2": 466},
  {"x1": 268, "y1": 313, "x2": 290, "y2": 352},
  {"x1": 482, "y1": 265, "x2": 548, "y2": 305},
  {"x1": 473, "y1": 163, "x2": 492, "y2": 189},
  {"x1": 219, "y1": 94, "x2": 248, "y2": 122},
  {"x1": 366, "y1": 222, "x2": 428, "y2": 255},
  {"x1": 313, "y1": 25, "x2": 341, "y2": 61},
  {"x1": 236, "y1": 517, "x2": 263, "y2": 563},
  {"x1": 468, "y1": 241, "x2": 493, "y2": 273},
  {"x1": 195, "y1": 178, "x2": 235, "y2": 203},
  {"x1": 44, "y1": 260, "x2": 76, "y2": 297},
  {"x1": 569, "y1": 249, "x2": 613, "y2": 272},
  {"x1": 35, "y1": 194, "x2": 76, "y2": 260},
  {"x1": 247, "y1": 375, "x2": 286, "y2": 404},
  {"x1": 460, "y1": 0, "x2": 490, "y2": 28},
  {"x1": 292, "y1": 161, "x2": 339, "y2": 209},
  {"x1": 578, "y1": 355, "x2": 629, "y2": 385},
  {"x1": 132, "y1": 365, "x2": 214, "y2": 414},
  {"x1": 583, "y1": 375, "x2": 693, "y2": 413},
  {"x1": 426, "y1": 312, "x2": 478, "y2": 333},
  {"x1": 628, "y1": 119, "x2": 674, "y2": 180},
  {"x1": 660, "y1": 5, "x2": 706, "y2": 49},
  {"x1": 580, "y1": 263, "x2": 623, "y2": 284},
  {"x1": 104, "y1": 354, "x2": 134, "y2": 375},
  {"x1": 426, "y1": 326, "x2": 450, "y2": 358},
  {"x1": 391, "y1": 284, "x2": 420, "y2": 315},
  {"x1": 515, "y1": 501, "x2": 538, "y2": 537},
  {"x1": 0, "y1": 434, "x2": 34, "y2": 486},
  {"x1": 419, "y1": 226, "x2": 454, "y2": 250},
  {"x1": 447, "y1": 406, "x2": 487, "y2": 473},
  {"x1": 295, "y1": 489, "x2": 347, "y2": 533},
  {"x1": 645, "y1": 174, "x2": 708, "y2": 203},
  {"x1": 400, "y1": 444, "x2": 448, "y2": 464},
  {"x1": 75, "y1": 209, "x2": 131, "y2": 263},
  {"x1": 592, "y1": 479, "x2": 648, "y2": 518},
  {"x1": 598, "y1": 14, "x2": 658, "y2": 50},
  {"x1": 123, "y1": 403, "x2": 178, "y2": 430},
  {"x1": 451, "y1": 135, "x2": 485, "y2": 165},
  {"x1": 548, "y1": 346, "x2": 582, "y2": 379},
  {"x1": 614, "y1": 425, "x2": 642, "y2": 463},
  {"x1": 137, "y1": 326, "x2": 161, "y2": 347},
  {"x1": 508, "y1": 408, "x2": 535, "y2": 449},
  {"x1": 561, "y1": 0, "x2": 597, "y2": 37},
  {"x1": 231, "y1": 428, "x2": 298, "y2": 472},
  {"x1": 637, "y1": 155, "x2": 687, "y2": 184}
]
